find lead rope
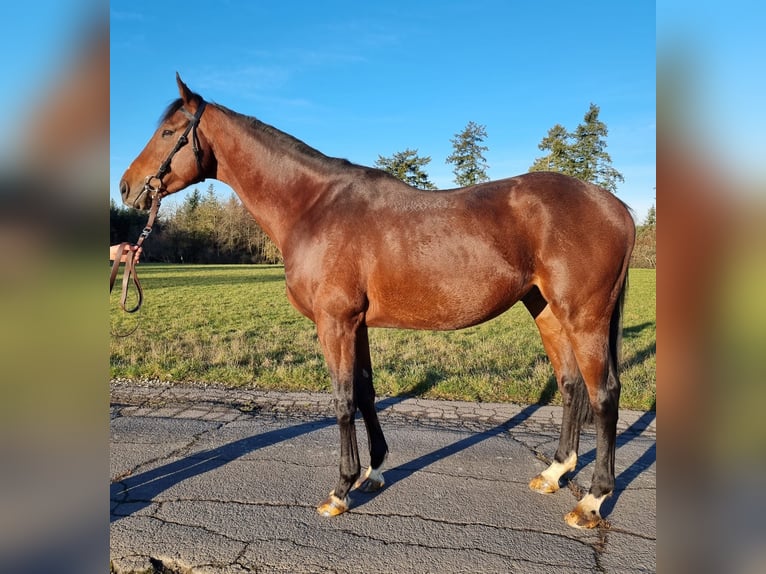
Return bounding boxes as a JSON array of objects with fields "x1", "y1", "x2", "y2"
[{"x1": 109, "y1": 195, "x2": 161, "y2": 336}]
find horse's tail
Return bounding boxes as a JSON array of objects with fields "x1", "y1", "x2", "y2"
[
  {"x1": 610, "y1": 198, "x2": 634, "y2": 377},
  {"x1": 609, "y1": 271, "x2": 628, "y2": 375}
]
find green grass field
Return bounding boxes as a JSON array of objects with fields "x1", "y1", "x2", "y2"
[{"x1": 110, "y1": 265, "x2": 655, "y2": 410}]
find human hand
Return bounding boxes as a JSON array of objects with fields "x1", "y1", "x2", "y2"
[{"x1": 110, "y1": 243, "x2": 143, "y2": 264}]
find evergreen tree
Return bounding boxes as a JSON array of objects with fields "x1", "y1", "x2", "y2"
[
  {"x1": 530, "y1": 103, "x2": 624, "y2": 193},
  {"x1": 375, "y1": 149, "x2": 437, "y2": 190},
  {"x1": 181, "y1": 187, "x2": 202, "y2": 221},
  {"x1": 571, "y1": 104, "x2": 624, "y2": 193},
  {"x1": 644, "y1": 204, "x2": 656, "y2": 226},
  {"x1": 529, "y1": 124, "x2": 572, "y2": 174},
  {"x1": 446, "y1": 121, "x2": 489, "y2": 186}
]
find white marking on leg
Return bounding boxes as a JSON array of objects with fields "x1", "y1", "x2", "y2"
[
  {"x1": 541, "y1": 451, "x2": 577, "y2": 484},
  {"x1": 577, "y1": 492, "x2": 607, "y2": 517},
  {"x1": 363, "y1": 465, "x2": 385, "y2": 486},
  {"x1": 355, "y1": 455, "x2": 387, "y2": 490}
]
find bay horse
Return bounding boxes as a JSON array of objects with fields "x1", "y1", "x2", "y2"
[{"x1": 119, "y1": 74, "x2": 635, "y2": 529}]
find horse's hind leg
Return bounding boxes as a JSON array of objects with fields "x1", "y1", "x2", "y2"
[
  {"x1": 564, "y1": 326, "x2": 621, "y2": 529},
  {"x1": 352, "y1": 324, "x2": 389, "y2": 492},
  {"x1": 524, "y1": 290, "x2": 585, "y2": 494}
]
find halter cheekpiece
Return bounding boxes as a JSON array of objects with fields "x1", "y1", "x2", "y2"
[{"x1": 134, "y1": 100, "x2": 208, "y2": 210}]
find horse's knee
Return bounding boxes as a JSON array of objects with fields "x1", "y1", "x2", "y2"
[
  {"x1": 560, "y1": 378, "x2": 574, "y2": 405},
  {"x1": 334, "y1": 397, "x2": 356, "y2": 425},
  {"x1": 591, "y1": 380, "x2": 620, "y2": 423}
]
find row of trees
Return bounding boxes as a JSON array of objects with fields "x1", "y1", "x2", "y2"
[
  {"x1": 375, "y1": 103, "x2": 623, "y2": 193},
  {"x1": 375, "y1": 121, "x2": 490, "y2": 190},
  {"x1": 110, "y1": 184, "x2": 281, "y2": 264},
  {"x1": 373, "y1": 103, "x2": 654, "y2": 268},
  {"x1": 111, "y1": 103, "x2": 655, "y2": 267}
]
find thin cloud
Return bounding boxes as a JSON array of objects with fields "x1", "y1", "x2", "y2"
[
  {"x1": 196, "y1": 65, "x2": 291, "y2": 95},
  {"x1": 110, "y1": 10, "x2": 144, "y2": 22}
]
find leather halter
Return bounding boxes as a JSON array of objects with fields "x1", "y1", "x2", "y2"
[
  {"x1": 132, "y1": 100, "x2": 208, "y2": 210},
  {"x1": 110, "y1": 101, "x2": 208, "y2": 319}
]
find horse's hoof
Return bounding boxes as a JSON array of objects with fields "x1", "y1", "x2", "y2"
[
  {"x1": 354, "y1": 466, "x2": 385, "y2": 492},
  {"x1": 564, "y1": 507, "x2": 601, "y2": 529},
  {"x1": 529, "y1": 452, "x2": 576, "y2": 494},
  {"x1": 529, "y1": 474, "x2": 559, "y2": 494},
  {"x1": 564, "y1": 493, "x2": 607, "y2": 529},
  {"x1": 317, "y1": 492, "x2": 349, "y2": 517}
]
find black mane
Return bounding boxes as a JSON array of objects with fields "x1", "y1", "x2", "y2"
[
  {"x1": 157, "y1": 90, "x2": 203, "y2": 126},
  {"x1": 158, "y1": 98, "x2": 184, "y2": 126}
]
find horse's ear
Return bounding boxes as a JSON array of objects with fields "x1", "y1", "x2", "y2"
[{"x1": 176, "y1": 72, "x2": 194, "y2": 106}]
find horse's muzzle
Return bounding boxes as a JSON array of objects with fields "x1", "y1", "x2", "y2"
[
  {"x1": 119, "y1": 180, "x2": 132, "y2": 205},
  {"x1": 120, "y1": 180, "x2": 150, "y2": 210}
]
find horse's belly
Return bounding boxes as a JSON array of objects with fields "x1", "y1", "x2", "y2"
[{"x1": 365, "y1": 272, "x2": 526, "y2": 331}]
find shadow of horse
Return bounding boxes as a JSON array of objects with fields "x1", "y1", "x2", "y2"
[
  {"x1": 111, "y1": 400, "x2": 548, "y2": 523},
  {"x1": 112, "y1": 395, "x2": 408, "y2": 522},
  {"x1": 350, "y1": 402, "x2": 547, "y2": 511},
  {"x1": 111, "y1": 416, "x2": 334, "y2": 522}
]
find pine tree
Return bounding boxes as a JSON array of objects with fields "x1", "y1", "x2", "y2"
[
  {"x1": 529, "y1": 124, "x2": 572, "y2": 174},
  {"x1": 446, "y1": 121, "x2": 489, "y2": 186},
  {"x1": 530, "y1": 104, "x2": 623, "y2": 193},
  {"x1": 375, "y1": 149, "x2": 437, "y2": 190},
  {"x1": 570, "y1": 104, "x2": 624, "y2": 193},
  {"x1": 644, "y1": 204, "x2": 656, "y2": 226}
]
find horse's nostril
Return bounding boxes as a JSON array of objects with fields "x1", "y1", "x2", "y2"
[{"x1": 120, "y1": 180, "x2": 129, "y2": 199}]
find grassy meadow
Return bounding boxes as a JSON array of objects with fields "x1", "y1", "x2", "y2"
[{"x1": 110, "y1": 265, "x2": 656, "y2": 410}]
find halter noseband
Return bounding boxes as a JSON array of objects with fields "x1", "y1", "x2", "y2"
[{"x1": 133, "y1": 100, "x2": 208, "y2": 209}]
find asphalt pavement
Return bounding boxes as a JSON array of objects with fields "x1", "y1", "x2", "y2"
[{"x1": 110, "y1": 379, "x2": 656, "y2": 573}]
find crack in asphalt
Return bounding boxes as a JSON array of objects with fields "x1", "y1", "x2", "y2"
[
  {"x1": 115, "y1": 504, "x2": 603, "y2": 573},
  {"x1": 114, "y1": 494, "x2": 653, "y2": 553},
  {"x1": 112, "y1": 489, "x2": 652, "y2": 572},
  {"x1": 331, "y1": 523, "x2": 596, "y2": 569},
  {"x1": 112, "y1": 489, "x2": 655, "y2": 545}
]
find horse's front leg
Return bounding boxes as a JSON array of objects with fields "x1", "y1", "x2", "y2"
[
  {"x1": 315, "y1": 312, "x2": 364, "y2": 517},
  {"x1": 353, "y1": 324, "x2": 388, "y2": 493}
]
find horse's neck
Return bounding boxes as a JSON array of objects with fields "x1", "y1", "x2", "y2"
[{"x1": 206, "y1": 106, "x2": 329, "y2": 253}]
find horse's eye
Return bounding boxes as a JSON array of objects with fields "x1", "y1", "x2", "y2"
[{"x1": 162, "y1": 129, "x2": 174, "y2": 137}]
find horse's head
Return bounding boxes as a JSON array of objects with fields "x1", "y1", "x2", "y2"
[{"x1": 119, "y1": 74, "x2": 213, "y2": 210}]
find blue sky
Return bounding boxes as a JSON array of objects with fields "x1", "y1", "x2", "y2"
[{"x1": 111, "y1": 1, "x2": 656, "y2": 220}]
